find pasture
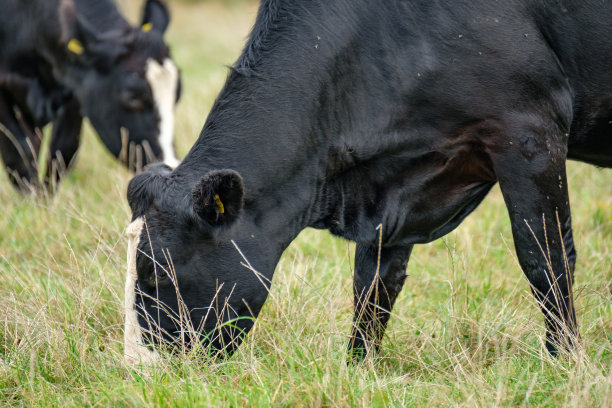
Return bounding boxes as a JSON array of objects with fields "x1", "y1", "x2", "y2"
[{"x1": 0, "y1": 0, "x2": 610, "y2": 406}]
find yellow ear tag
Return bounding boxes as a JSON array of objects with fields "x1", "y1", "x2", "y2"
[
  {"x1": 214, "y1": 194, "x2": 225, "y2": 214},
  {"x1": 142, "y1": 22, "x2": 153, "y2": 32},
  {"x1": 67, "y1": 38, "x2": 84, "y2": 55}
]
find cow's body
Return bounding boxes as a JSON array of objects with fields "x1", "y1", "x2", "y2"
[
  {"x1": 125, "y1": 0, "x2": 611, "y2": 362},
  {"x1": 0, "y1": 0, "x2": 180, "y2": 192}
]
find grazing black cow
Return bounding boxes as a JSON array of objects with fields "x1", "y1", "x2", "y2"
[
  {"x1": 125, "y1": 0, "x2": 611, "y2": 363},
  {"x1": 0, "y1": 0, "x2": 180, "y2": 192}
]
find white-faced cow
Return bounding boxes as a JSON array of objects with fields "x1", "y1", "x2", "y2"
[
  {"x1": 0, "y1": 0, "x2": 180, "y2": 192},
  {"x1": 125, "y1": 0, "x2": 611, "y2": 363}
]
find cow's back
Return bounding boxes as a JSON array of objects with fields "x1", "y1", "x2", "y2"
[
  {"x1": 0, "y1": 1, "x2": 59, "y2": 68},
  {"x1": 370, "y1": 0, "x2": 612, "y2": 166},
  {"x1": 532, "y1": 1, "x2": 612, "y2": 165},
  {"x1": 0, "y1": 0, "x2": 131, "y2": 70}
]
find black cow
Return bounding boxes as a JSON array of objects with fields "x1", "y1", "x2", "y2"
[
  {"x1": 0, "y1": 0, "x2": 180, "y2": 192},
  {"x1": 125, "y1": 0, "x2": 611, "y2": 363}
]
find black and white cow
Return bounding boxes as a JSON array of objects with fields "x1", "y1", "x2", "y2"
[
  {"x1": 0, "y1": 0, "x2": 180, "y2": 192},
  {"x1": 125, "y1": 0, "x2": 611, "y2": 363}
]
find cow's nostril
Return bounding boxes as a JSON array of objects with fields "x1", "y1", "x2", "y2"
[{"x1": 155, "y1": 269, "x2": 168, "y2": 282}]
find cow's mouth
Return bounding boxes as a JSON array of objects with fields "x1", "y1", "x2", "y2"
[{"x1": 135, "y1": 311, "x2": 251, "y2": 358}]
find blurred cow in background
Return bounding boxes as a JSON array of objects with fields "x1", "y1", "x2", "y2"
[{"x1": 0, "y1": 0, "x2": 181, "y2": 193}]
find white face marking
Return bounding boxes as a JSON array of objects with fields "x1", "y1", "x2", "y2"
[
  {"x1": 124, "y1": 217, "x2": 160, "y2": 364},
  {"x1": 146, "y1": 58, "x2": 180, "y2": 168}
]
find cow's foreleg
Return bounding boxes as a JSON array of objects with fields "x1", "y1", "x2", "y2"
[
  {"x1": 492, "y1": 127, "x2": 578, "y2": 355},
  {"x1": 0, "y1": 89, "x2": 40, "y2": 191},
  {"x1": 349, "y1": 243, "x2": 413, "y2": 361},
  {"x1": 46, "y1": 97, "x2": 82, "y2": 189}
]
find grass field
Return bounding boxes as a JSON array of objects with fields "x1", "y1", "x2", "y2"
[{"x1": 0, "y1": 1, "x2": 610, "y2": 406}]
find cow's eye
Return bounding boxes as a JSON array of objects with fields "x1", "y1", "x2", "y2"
[
  {"x1": 123, "y1": 94, "x2": 145, "y2": 111},
  {"x1": 137, "y1": 252, "x2": 169, "y2": 288},
  {"x1": 149, "y1": 266, "x2": 169, "y2": 286},
  {"x1": 121, "y1": 89, "x2": 151, "y2": 112}
]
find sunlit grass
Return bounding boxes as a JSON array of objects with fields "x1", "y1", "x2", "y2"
[{"x1": 0, "y1": 1, "x2": 610, "y2": 406}]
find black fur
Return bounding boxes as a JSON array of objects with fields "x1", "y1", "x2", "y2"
[
  {"x1": 128, "y1": 0, "x2": 611, "y2": 359},
  {"x1": 0, "y1": 0, "x2": 179, "y2": 192},
  {"x1": 127, "y1": 163, "x2": 173, "y2": 218}
]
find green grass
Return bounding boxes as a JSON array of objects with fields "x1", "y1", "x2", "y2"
[{"x1": 1, "y1": 1, "x2": 611, "y2": 406}]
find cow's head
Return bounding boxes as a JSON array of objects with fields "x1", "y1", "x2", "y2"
[
  {"x1": 124, "y1": 165, "x2": 275, "y2": 362},
  {"x1": 59, "y1": 0, "x2": 180, "y2": 169}
]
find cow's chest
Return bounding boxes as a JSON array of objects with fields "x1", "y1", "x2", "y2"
[
  {"x1": 568, "y1": 107, "x2": 612, "y2": 168},
  {"x1": 326, "y1": 141, "x2": 497, "y2": 245}
]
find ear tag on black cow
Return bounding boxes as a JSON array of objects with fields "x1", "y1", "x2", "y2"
[
  {"x1": 214, "y1": 194, "x2": 225, "y2": 214},
  {"x1": 142, "y1": 22, "x2": 153, "y2": 32},
  {"x1": 67, "y1": 38, "x2": 84, "y2": 55}
]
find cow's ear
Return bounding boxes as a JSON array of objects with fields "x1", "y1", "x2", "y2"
[
  {"x1": 127, "y1": 164, "x2": 172, "y2": 216},
  {"x1": 141, "y1": 0, "x2": 171, "y2": 35},
  {"x1": 192, "y1": 170, "x2": 244, "y2": 227},
  {"x1": 58, "y1": 0, "x2": 98, "y2": 57}
]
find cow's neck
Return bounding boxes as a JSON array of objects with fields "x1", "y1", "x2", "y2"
[
  {"x1": 74, "y1": 0, "x2": 130, "y2": 34},
  {"x1": 176, "y1": 72, "x2": 328, "y2": 253},
  {"x1": 177, "y1": 0, "x2": 402, "y2": 251}
]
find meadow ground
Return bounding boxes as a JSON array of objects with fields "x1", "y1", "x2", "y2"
[{"x1": 0, "y1": 1, "x2": 610, "y2": 406}]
